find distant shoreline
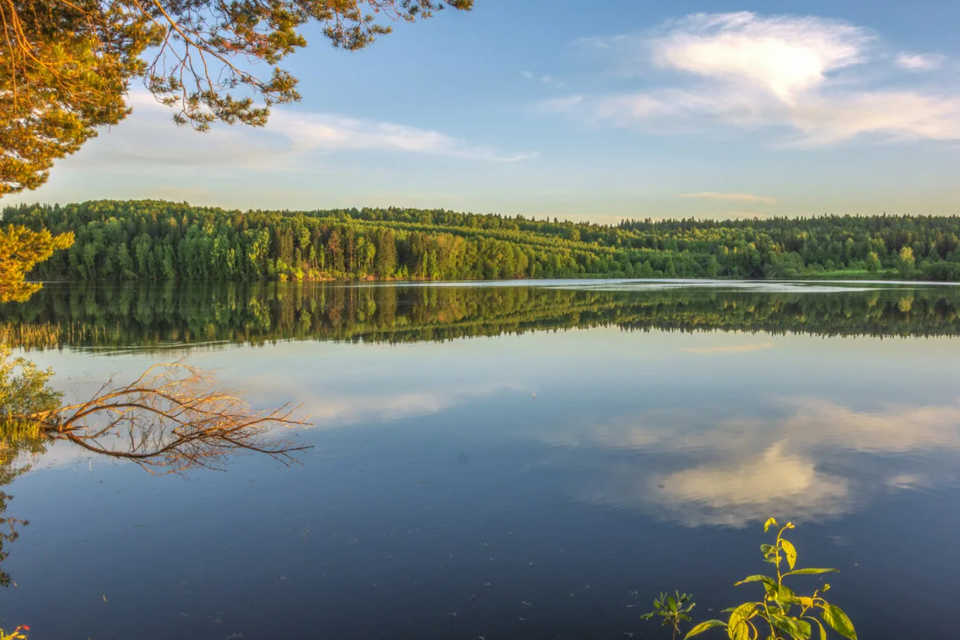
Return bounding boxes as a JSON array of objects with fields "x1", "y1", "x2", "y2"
[{"x1": 6, "y1": 200, "x2": 960, "y2": 283}]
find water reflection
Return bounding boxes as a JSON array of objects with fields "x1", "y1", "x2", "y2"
[
  {"x1": 2, "y1": 280, "x2": 960, "y2": 353},
  {"x1": 4, "y1": 282, "x2": 960, "y2": 639},
  {"x1": 0, "y1": 347, "x2": 311, "y2": 589},
  {"x1": 540, "y1": 395, "x2": 960, "y2": 527}
]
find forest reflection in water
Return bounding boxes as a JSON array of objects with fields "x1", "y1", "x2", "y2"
[
  {"x1": 3, "y1": 280, "x2": 960, "y2": 639},
  {"x1": 1, "y1": 280, "x2": 959, "y2": 353}
]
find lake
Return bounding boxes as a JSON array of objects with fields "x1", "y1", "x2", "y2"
[{"x1": 3, "y1": 280, "x2": 960, "y2": 639}]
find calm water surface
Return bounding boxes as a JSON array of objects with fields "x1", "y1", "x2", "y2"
[{"x1": 3, "y1": 280, "x2": 960, "y2": 639}]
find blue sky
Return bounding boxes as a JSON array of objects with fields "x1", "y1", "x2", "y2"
[{"x1": 10, "y1": 0, "x2": 960, "y2": 222}]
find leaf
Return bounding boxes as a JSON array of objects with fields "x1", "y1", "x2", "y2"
[
  {"x1": 785, "y1": 568, "x2": 838, "y2": 577},
  {"x1": 760, "y1": 544, "x2": 775, "y2": 556},
  {"x1": 770, "y1": 583, "x2": 799, "y2": 606},
  {"x1": 770, "y1": 614, "x2": 811, "y2": 640},
  {"x1": 732, "y1": 621, "x2": 751, "y2": 640},
  {"x1": 734, "y1": 575, "x2": 774, "y2": 587},
  {"x1": 668, "y1": 596, "x2": 677, "y2": 610},
  {"x1": 806, "y1": 617, "x2": 828, "y2": 640},
  {"x1": 727, "y1": 602, "x2": 758, "y2": 640},
  {"x1": 781, "y1": 539, "x2": 797, "y2": 570},
  {"x1": 640, "y1": 612, "x2": 655, "y2": 620},
  {"x1": 764, "y1": 517, "x2": 778, "y2": 533},
  {"x1": 684, "y1": 620, "x2": 727, "y2": 639},
  {"x1": 820, "y1": 604, "x2": 857, "y2": 640}
]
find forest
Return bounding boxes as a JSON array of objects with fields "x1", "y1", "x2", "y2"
[{"x1": 5, "y1": 200, "x2": 960, "y2": 282}]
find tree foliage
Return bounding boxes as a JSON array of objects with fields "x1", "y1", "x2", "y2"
[
  {"x1": 0, "y1": 0, "x2": 157, "y2": 195},
  {"x1": 7, "y1": 200, "x2": 960, "y2": 282},
  {"x1": 0, "y1": 225, "x2": 73, "y2": 302},
  {"x1": 0, "y1": 0, "x2": 473, "y2": 195}
]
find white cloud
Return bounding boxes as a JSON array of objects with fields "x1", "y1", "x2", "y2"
[
  {"x1": 651, "y1": 12, "x2": 869, "y2": 102},
  {"x1": 551, "y1": 12, "x2": 960, "y2": 146},
  {"x1": 895, "y1": 52, "x2": 945, "y2": 71},
  {"x1": 681, "y1": 191, "x2": 777, "y2": 205}
]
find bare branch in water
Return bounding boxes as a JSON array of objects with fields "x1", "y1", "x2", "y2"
[{"x1": 32, "y1": 362, "x2": 311, "y2": 473}]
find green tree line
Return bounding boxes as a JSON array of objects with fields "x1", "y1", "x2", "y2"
[{"x1": 5, "y1": 200, "x2": 960, "y2": 281}]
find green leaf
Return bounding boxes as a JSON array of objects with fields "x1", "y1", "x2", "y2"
[
  {"x1": 771, "y1": 614, "x2": 811, "y2": 640},
  {"x1": 770, "y1": 583, "x2": 799, "y2": 606},
  {"x1": 764, "y1": 517, "x2": 778, "y2": 533},
  {"x1": 728, "y1": 621, "x2": 750, "y2": 640},
  {"x1": 727, "y1": 602, "x2": 758, "y2": 640},
  {"x1": 735, "y1": 574, "x2": 774, "y2": 587},
  {"x1": 640, "y1": 612, "x2": 655, "y2": 620},
  {"x1": 781, "y1": 539, "x2": 797, "y2": 570},
  {"x1": 821, "y1": 604, "x2": 857, "y2": 640},
  {"x1": 784, "y1": 568, "x2": 838, "y2": 577},
  {"x1": 668, "y1": 596, "x2": 677, "y2": 610},
  {"x1": 806, "y1": 617, "x2": 828, "y2": 640},
  {"x1": 684, "y1": 620, "x2": 727, "y2": 639},
  {"x1": 760, "y1": 544, "x2": 775, "y2": 556}
]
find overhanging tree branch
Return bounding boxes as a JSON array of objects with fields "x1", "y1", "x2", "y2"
[{"x1": 0, "y1": 0, "x2": 474, "y2": 195}]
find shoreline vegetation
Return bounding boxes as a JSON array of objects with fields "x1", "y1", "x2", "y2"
[{"x1": 3, "y1": 200, "x2": 960, "y2": 283}]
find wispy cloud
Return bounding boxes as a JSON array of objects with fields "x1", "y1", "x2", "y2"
[
  {"x1": 268, "y1": 110, "x2": 536, "y2": 162},
  {"x1": 681, "y1": 191, "x2": 777, "y2": 205},
  {"x1": 69, "y1": 91, "x2": 535, "y2": 173},
  {"x1": 680, "y1": 341, "x2": 776, "y2": 355},
  {"x1": 549, "y1": 12, "x2": 960, "y2": 147},
  {"x1": 521, "y1": 70, "x2": 565, "y2": 88},
  {"x1": 895, "y1": 52, "x2": 945, "y2": 71}
]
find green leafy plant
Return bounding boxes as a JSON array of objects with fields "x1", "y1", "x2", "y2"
[
  {"x1": 645, "y1": 518, "x2": 857, "y2": 640},
  {"x1": 641, "y1": 591, "x2": 697, "y2": 640}
]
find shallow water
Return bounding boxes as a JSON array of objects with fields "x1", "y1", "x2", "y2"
[{"x1": 3, "y1": 280, "x2": 960, "y2": 639}]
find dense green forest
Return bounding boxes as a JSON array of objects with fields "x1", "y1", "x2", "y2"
[
  {"x1": 2, "y1": 282, "x2": 955, "y2": 353},
  {"x1": 5, "y1": 200, "x2": 960, "y2": 281}
]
